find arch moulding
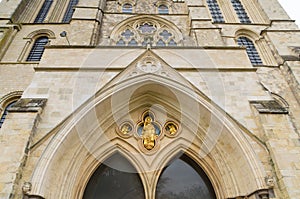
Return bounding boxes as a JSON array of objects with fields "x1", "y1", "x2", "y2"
[{"x1": 29, "y1": 52, "x2": 269, "y2": 199}]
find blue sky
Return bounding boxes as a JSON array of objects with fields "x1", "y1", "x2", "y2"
[{"x1": 278, "y1": 0, "x2": 300, "y2": 27}]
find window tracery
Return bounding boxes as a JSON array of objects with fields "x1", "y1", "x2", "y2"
[{"x1": 111, "y1": 17, "x2": 182, "y2": 47}]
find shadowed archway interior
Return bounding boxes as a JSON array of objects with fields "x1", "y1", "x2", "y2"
[
  {"x1": 83, "y1": 153, "x2": 145, "y2": 199},
  {"x1": 83, "y1": 153, "x2": 216, "y2": 199},
  {"x1": 156, "y1": 154, "x2": 216, "y2": 199}
]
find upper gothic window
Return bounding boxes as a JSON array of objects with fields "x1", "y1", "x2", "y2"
[
  {"x1": 122, "y1": 3, "x2": 133, "y2": 13},
  {"x1": 62, "y1": 0, "x2": 79, "y2": 23},
  {"x1": 111, "y1": 18, "x2": 182, "y2": 47},
  {"x1": 158, "y1": 4, "x2": 169, "y2": 14},
  {"x1": 231, "y1": 0, "x2": 251, "y2": 23},
  {"x1": 206, "y1": 0, "x2": 225, "y2": 23},
  {"x1": 34, "y1": 0, "x2": 53, "y2": 23},
  {"x1": 26, "y1": 36, "x2": 49, "y2": 61},
  {"x1": 237, "y1": 37, "x2": 262, "y2": 65}
]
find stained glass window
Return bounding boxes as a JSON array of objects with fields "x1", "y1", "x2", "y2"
[{"x1": 237, "y1": 37, "x2": 263, "y2": 65}]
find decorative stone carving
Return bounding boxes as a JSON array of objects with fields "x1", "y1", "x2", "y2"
[
  {"x1": 164, "y1": 121, "x2": 179, "y2": 137},
  {"x1": 117, "y1": 121, "x2": 134, "y2": 138},
  {"x1": 265, "y1": 173, "x2": 275, "y2": 188},
  {"x1": 137, "y1": 112, "x2": 161, "y2": 151},
  {"x1": 22, "y1": 182, "x2": 32, "y2": 194},
  {"x1": 115, "y1": 110, "x2": 180, "y2": 153},
  {"x1": 136, "y1": 55, "x2": 162, "y2": 73}
]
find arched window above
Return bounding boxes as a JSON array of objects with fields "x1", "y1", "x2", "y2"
[
  {"x1": 83, "y1": 153, "x2": 145, "y2": 199},
  {"x1": 0, "y1": 101, "x2": 17, "y2": 128},
  {"x1": 110, "y1": 17, "x2": 183, "y2": 47},
  {"x1": 158, "y1": 4, "x2": 169, "y2": 14},
  {"x1": 26, "y1": 36, "x2": 49, "y2": 61},
  {"x1": 122, "y1": 3, "x2": 133, "y2": 13},
  {"x1": 237, "y1": 36, "x2": 262, "y2": 65},
  {"x1": 62, "y1": 0, "x2": 79, "y2": 23},
  {"x1": 231, "y1": 0, "x2": 251, "y2": 23},
  {"x1": 156, "y1": 154, "x2": 216, "y2": 199},
  {"x1": 206, "y1": 0, "x2": 225, "y2": 23},
  {"x1": 34, "y1": 0, "x2": 53, "y2": 23}
]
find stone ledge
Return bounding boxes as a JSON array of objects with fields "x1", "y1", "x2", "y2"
[
  {"x1": 250, "y1": 100, "x2": 288, "y2": 114},
  {"x1": 8, "y1": 98, "x2": 47, "y2": 112}
]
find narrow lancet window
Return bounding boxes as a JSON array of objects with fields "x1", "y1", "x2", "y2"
[
  {"x1": 231, "y1": 0, "x2": 251, "y2": 23},
  {"x1": 34, "y1": 0, "x2": 53, "y2": 23},
  {"x1": 237, "y1": 37, "x2": 262, "y2": 65},
  {"x1": 207, "y1": 0, "x2": 225, "y2": 23},
  {"x1": 62, "y1": 0, "x2": 79, "y2": 23},
  {"x1": 26, "y1": 36, "x2": 49, "y2": 61}
]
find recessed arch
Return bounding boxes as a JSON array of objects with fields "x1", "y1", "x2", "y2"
[
  {"x1": 29, "y1": 51, "x2": 269, "y2": 199},
  {"x1": 25, "y1": 29, "x2": 56, "y2": 40}
]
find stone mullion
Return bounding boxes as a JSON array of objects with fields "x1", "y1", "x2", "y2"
[
  {"x1": 218, "y1": 0, "x2": 238, "y2": 23},
  {"x1": 17, "y1": 39, "x2": 31, "y2": 62},
  {"x1": 48, "y1": 0, "x2": 68, "y2": 23},
  {"x1": 255, "y1": 38, "x2": 277, "y2": 66},
  {"x1": 240, "y1": 0, "x2": 267, "y2": 24},
  {"x1": 19, "y1": 0, "x2": 41, "y2": 23}
]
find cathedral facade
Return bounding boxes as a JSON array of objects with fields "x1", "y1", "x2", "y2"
[{"x1": 0, "y1": 0, "x2": 300, "y2": 198}]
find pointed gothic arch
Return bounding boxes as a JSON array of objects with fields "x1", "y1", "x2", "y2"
[{"x1": 29, "y1": 50, "x2": 269, "y2": 199}]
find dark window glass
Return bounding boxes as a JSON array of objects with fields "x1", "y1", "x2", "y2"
[
  {"x1": 0, "y1": 101, "x2": 17, "y2": 128},
  {"x1": 122, "y1": 3, "x2": 133, "y2": 13},
  {"x1": 237, "y1": 37, "x2": 263, "y2": 65},
  {"x1": 156, "y1": 155, "x2": 216, "y2": 199},
  {"x1": 207, "y1": 0, "x2": 225, "y2": 23},
  {"x1": 62, "y1": 0, "x2": 79, "y2": 23},
  {"x1": 83, "y1": 153, "x2": 145, "y2": 199},
  {"x1": 34, "y1": 0, "x2": 53, "y2": 23},
  {"x1": 26, "y1": 36, "x2": 49, "y2": 61},
  {"x1": 231, "y1": 0, "x2": 251, "y2": 23},
  {"x1": 158, "y1": 5, "x2": 169, "y2": 14}
]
